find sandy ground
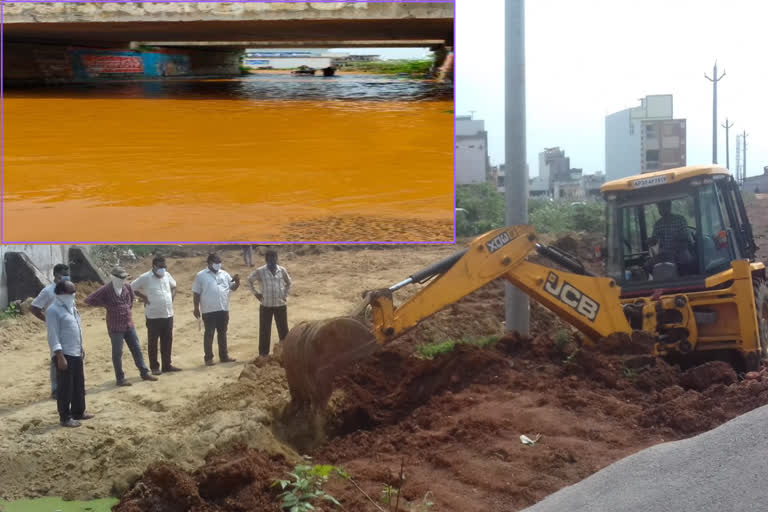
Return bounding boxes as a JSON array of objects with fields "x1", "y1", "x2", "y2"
[{"x1": 0, "y1": 244, "x2": 456, "y2": 500}]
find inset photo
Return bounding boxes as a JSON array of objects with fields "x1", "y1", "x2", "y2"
[{"x1": 2, "y1": 1, "x2": 455, "y2": 243}]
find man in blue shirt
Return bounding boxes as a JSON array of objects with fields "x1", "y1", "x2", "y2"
[
  {"x1": 46, "y1": 280, "x2": 94, "y2": 428},
  {"x1": 31, "y1": 263, "x2": 71, "y2": 400}
]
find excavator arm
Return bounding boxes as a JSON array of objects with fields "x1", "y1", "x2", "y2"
[
  {"x1": 280, "y1": 225, "x2": 633, "y2": 411},
  {"x1": 367, "y1": 225, "x2": 632, "y2": 345}
]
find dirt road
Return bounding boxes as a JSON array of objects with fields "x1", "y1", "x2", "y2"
[{"x1": 0, "y1": 244, "x2": 456, "y2": 500}]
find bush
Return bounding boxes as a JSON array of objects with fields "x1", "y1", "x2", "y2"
[
  {"x1": 529, "y1": 201, "x2": 604, "y2": 234},
  {"x1": 343, "y1": 59, "x2": 433, "y2": 75},
  {"x1": 456, "y1": 184, "x2": 605, "y2": 236}
]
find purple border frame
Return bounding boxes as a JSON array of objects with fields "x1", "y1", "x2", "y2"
[{"x1": 0, "y1": 0, "x2": 457, "y2": 246}]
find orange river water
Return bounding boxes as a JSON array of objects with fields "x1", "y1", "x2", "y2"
[{"x1": 2, "y1": 75, "x2": 454, "y2": 243}]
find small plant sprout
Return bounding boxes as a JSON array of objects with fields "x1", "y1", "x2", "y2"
[{"x1": 272, "y1": 459, "x2": 344, "y2": 511}]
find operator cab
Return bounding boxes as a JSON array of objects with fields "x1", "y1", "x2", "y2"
[{"x1": 601, "y1": 166, "x2": 757, "y2": 295}]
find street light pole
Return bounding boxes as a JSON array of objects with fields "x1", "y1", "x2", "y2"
[{"x1": 504, "y1": 0, "x2": 529, "y2": 335}]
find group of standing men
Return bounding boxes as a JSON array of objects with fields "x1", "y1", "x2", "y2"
[{"x1": 34, "y1": 250, "x2": 293, "y2": 427}]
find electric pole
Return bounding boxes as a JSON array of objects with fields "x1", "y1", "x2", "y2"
[
  {"x1": 504, "y1": 0, "x2": 529, "y2": 335},
  {"x1": 743, "y1": 130, "x2": 748, "y2": 182},
  {"x1": 704, "y1": 61, "x2": 726, "y2": 164},
  {"x1": 721, "y1": 118, "x2": 734, "y2": 170}
]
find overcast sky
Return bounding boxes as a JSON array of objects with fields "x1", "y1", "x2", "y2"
[{"x1": 456, "y1": 0, "x2": 768, "y2": 177}]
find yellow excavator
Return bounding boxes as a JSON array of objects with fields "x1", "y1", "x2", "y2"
[{"x1": 280, "y1": 166, "x2": 768, "y2": 409}]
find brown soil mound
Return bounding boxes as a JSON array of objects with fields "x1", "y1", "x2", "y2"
[{"x1": 115, "y1": 448, "x2": 291, "y2": 512}]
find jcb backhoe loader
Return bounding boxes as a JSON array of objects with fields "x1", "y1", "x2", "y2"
[{"x1": 281, "y1": 166, "x2": 768, "y2": 409}]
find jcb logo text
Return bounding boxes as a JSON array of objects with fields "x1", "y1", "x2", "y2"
[{"x1": 543, "y1": 272, "x2": 600, "y2": 322}]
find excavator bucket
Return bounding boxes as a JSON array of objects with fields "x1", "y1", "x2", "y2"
[{"x1": 280, "y1": 315, "x2": 378, "y2": 411}]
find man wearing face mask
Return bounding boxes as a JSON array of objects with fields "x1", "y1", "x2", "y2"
[
  {"x1": 192, "y1": 253, "x2": 240, "y2": 366},
  {"x1": 85, "y1": 267, "x2": 158, "y2": 386},
  {"x1": 31, "y1": 263, "x2": 71, "y2": 399},
  {"x1": 248, "y1": 249, "x2": 292, "y2": 358},
  {"x1": 131, "y1": 255, "x2": 180, "y2": 376},
  {"x1": 47, "y1": 280, "x2": 94, "y2": 427}
]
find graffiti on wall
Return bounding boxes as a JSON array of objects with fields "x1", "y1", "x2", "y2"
[
  {"x1": 81, "y1": 54, "x2": 144, "y2": 75},
  {"x1": 69, "y1": 48, "x2": 189, "y2": 80}
]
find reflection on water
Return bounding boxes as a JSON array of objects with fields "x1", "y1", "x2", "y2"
[
  {"x1": 3, "y1": 74, "x2": 454, "y2": 243},
  {"x1": 5, "y1": 73, "x2": 454, "y2": 101}
]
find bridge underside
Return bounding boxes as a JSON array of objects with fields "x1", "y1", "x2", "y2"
[
  {"x1": 3, "y1": 18, "x2": 454, "y2": 46},
  {"x1": 3, "y1": 12, "x2": 453, "y2": 86}
]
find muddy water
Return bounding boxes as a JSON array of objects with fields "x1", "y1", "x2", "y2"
[{"x1": 3, "y1": 74, "x2": 454, "y2": 242}]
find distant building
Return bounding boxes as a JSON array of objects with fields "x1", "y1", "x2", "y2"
[
  {"x1": 605, "y1": 94, "x2": 687, "y2": 180},
  {"x1": 456, "y1": 115, "x2": 490, "y2": 185},
  {"x1": 539, "y1": 147, "x2": 571, "y2": 192},
  {"x1": 336, "y1": 54, "x2": 381, "y2": 66},
  {"x1": 243, "y1": 48, "x2": 348, "y2": 69},
  {"x1": 744, "y1": 167, "x2": 768, "y2": 194}
]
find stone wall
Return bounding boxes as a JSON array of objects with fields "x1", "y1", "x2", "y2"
[{"x1": 3, "y1": 2, "x2": 453, "y2": 24}]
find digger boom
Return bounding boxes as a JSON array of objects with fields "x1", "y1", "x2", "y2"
[{"x1": 368, "y1": 226, "x2": 632, "y2": 345}]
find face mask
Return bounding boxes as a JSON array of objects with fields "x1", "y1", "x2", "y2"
[
  {"x1": 57, "y1": 294, "x2": 76, "y2": 309},
  {"x1": 212, "y1": 263, "x2": 222, "y2": 272},
  {"x1": 112, "y1": 276, "x2": 125, "y2": 291},
  {"x1": 154, "y1": 268, "x2": 166, "y2": 277},
  {"x1": 61, "y1": 275, "x2": 71, "y2": 282}
]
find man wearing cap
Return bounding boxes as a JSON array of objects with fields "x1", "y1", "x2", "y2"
[
  {"x1": 31, "y1": 263, "x2": 71, "y2": 399},
  {"x1": 85, "y1": 266, "x2": 158, "y2": 386},
  {"x1": 131, "y1": 255, "x2": 181, "y2": 376},
  {"x1": 47, "y1": 280, "x2": 94, "y2": 427},
  {"x1": 192, "y1": 253, "x2": 240, "y2": 366}
]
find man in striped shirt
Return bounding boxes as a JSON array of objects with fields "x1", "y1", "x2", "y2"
[
  {"x1": 85, "y1": 266, "x2": 158, "y2": 386},
  {"x1": 248, "y1": 249, "x2": 292, "y2": 357}
]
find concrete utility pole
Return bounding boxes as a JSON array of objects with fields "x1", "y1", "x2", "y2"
[
  {"x1": 721, "y1": 118, "x2": 734, "y2": 170},
  {"x1": 743, "y1": 130, "x2": 748, "y2": 181},
  {"x1": 504, "y1": 0, "x2": 529, "y2": 335},
  {"x1": 704, "y1": 61, "x2": 726, "y2": 164}
]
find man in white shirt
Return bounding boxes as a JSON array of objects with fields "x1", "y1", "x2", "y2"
[
  {"x1": 31, "y1": 263, "x2": 71, "y2": 399},
  {"x1": 131, "y1": 255, "x2": 180, "y2": 375},
  {"x1": 192, "y1": 253, "x2": 240, "y2": 366},
  {"x1": 47, "y1": 280, "x2": 94, "y2": 428},
  {"x1": 248, "y1": 249, "x2": 292, "y2": 357}
]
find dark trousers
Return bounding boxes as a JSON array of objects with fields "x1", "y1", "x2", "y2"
[
  {"x1": 146, "y1": 316, "x2": 174, "y2": 371},
  {"x1": 108, "y1": 327, "x2": 149, "y2": 382},
  {"x1": 202, "y1": 310, "x2": 229, "y2": 361},
  {"x1": 259, "y1": 305, "x2": 289, "y2": 356},
  {"x1": 55, "y1": 355, "x2": 85, "y2": 423}
]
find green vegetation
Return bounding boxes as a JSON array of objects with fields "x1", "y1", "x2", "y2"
[
  {"x1": 415, "y1": 335, "x2": 500, "y2": 359},
  {"x1": 456, "y1": 183, "x2": 505, "y2": 236},
  {"x1": 0, "y1": 497, "x2": 118, "y2": 512},
  {"x1": 456, "y1": 183, "x2": 605, "y2": 236},
  {"x1": 239, "y1": 64, "x2": 251, "y2": 75},
  {"x1": 529, "y1": 200, "x2": 605, "y2": 234},
  {"x1": 0, "y1": 302, "x2": 22, "y2": 322},
  {"x1": 342, "y1": 59, "x2": 432, "y2": 75},
  {"x1": 273, "y1": 462, "x2": 343, "y2": 511}
]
